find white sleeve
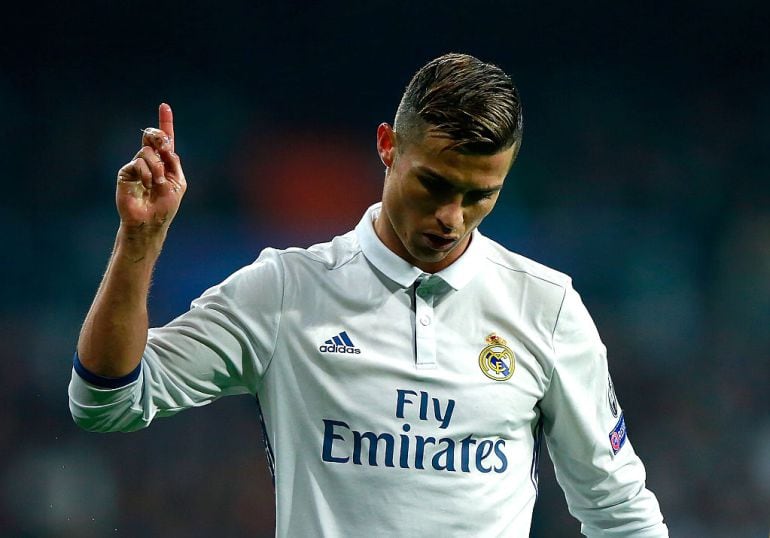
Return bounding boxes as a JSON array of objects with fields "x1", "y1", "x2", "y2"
[
  {"x1": 539, "y1": 286, "x2": 668, "y2": 537},
  {"x1": 68, "y1": 247, "x2": 284, "y2": 433}
]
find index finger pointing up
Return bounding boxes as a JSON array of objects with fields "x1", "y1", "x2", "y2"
[{"x1": 158, "y1": 102, "x2": 175, "y2": 151}]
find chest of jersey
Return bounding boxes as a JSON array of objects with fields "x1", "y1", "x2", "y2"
[
  {"x1": 265, "y1": 265, "x2": 553, "y2": 457},
  {"x1": 252, "y1": 244, "x2": 567, "y2": 536}
]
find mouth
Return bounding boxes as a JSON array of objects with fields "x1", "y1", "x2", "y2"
[{"x1": 423, "y1": 233, "x2": 458, "y2": 252}]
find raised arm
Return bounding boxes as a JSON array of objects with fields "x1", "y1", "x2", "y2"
[{"x1": 77, "y1": 103, "x2": 187, "y2": 378}]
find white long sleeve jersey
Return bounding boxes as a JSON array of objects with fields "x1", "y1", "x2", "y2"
[{"x1": 69, "y1": 203, "x2": 668, "y2": 537}]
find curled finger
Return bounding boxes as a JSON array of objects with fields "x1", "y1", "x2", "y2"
[
  {"x1": 141, "y1": 127, "x2": 172, "y2": 152},
  {"x1": 117, "y1": 158, "x2": 152, "y2": 189},
  {"x1": 135, "y1": 146, "x2": 166, "y2": 185},
  {"x1": 159, "y1": 149, "x2": 185, "y2": 186}
]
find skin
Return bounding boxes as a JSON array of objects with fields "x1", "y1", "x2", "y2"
[
  {"x1": 78, "y1": 103, "x2": 186, "y2": 377},
  {"x1": 375, "y1": 123, "x2": 518, "y2": 273}
]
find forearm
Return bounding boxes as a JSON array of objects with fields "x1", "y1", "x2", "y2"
[{"x1": 77, "y1": 225, "x2": 168, "y2": 377}]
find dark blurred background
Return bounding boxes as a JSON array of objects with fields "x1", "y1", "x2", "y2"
[{"x1": 1, "y1": 1, "x2": 768, "y2": 536}]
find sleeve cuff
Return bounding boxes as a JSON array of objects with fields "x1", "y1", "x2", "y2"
[{"x1": 73, "y1": 352, "x2": 142, "y2": 388}]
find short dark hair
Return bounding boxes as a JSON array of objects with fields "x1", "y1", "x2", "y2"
[{"x1": 394, "y1": 53, "x2": 523, "y2": 155}]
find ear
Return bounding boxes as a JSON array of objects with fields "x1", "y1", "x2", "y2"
[{"x1": 376, "y1": 123, "x2": 397, "y2": 168}]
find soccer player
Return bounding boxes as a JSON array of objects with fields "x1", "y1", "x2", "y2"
[{"x1": 69, "y1": 53, "x2": 668, "y2": 536}]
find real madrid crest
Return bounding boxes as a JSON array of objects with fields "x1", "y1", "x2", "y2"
[{"x1": 479, "y1": 333, "x2": 515, "y2": 381}]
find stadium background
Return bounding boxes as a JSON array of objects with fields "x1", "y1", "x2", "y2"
[{"x1": 1, "y1": 1, "x2": 768, "y2": 536}]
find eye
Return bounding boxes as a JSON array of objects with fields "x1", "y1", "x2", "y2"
[
  {"x1": 465, "y1": 191, "x2": 496, "y2": 204},
  {"x1": 418, "y1": 176, "x2": 450, "y2": 195}
]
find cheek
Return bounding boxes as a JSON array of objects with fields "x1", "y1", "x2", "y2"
[
  {"x1": 465, "y1": 201, "x2": 497, "y2": 227},
  {"x1": 382, "y1": 179, "x2": 418, "y2": 237},
  {"x1": 390, "y1": 178, "x2": 427, "y2": 217}
]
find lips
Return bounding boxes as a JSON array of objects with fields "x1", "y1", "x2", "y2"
[{"x1": 423, "y1": 233, "x2": 458, "y2": 251}]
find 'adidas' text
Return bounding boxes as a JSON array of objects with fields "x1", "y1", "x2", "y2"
[{"x1": 319, "y1": 345, "x2": 361, "y2": 354}]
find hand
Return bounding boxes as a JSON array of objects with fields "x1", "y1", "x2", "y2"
[{"x1": 116, "y1": 103, "x2": 187, "y2": 232}]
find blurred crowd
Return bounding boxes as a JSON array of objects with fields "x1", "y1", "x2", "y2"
[{"x1": 1, "y1": 1, "x2": 768, "y2": 536}]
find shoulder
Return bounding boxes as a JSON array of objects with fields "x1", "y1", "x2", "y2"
[
  {"x1": 481, "y1": 235, "x2": 573, "y2": 292},
  {"x1": 199, "y1": 230, "x2": 364, "y2": 300},
  {"x1": 477, "y1": 236, "x2": 575, "y2": 343},
  {"x1": 276, "y1": 230, "x2": 363, "y2": 273}
]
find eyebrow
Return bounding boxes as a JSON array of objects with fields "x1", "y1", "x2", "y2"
[{"x1": 415, "y1": 166, "x2": 503, "y2": 195}]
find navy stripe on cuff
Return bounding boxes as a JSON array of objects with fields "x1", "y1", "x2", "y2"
[{"x1": 73, "y1": 352, "x2": 142, "y2": 389}]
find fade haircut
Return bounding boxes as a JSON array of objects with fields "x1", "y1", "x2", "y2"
[{"x1": 394, "y1": 53, "x2": 523, "y2": 155}]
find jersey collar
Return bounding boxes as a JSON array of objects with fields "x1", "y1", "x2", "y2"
[{"x1": 355, "y1": 203, "x2": 486, "y2": 291}]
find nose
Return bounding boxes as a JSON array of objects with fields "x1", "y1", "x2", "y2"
[{"x1": 435, "y1": 199, "x2": 463, "y2": 233}]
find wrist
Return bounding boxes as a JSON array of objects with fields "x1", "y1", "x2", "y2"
[{"x1": 115, "y1": 224, "x2": 168, "y2": 264}]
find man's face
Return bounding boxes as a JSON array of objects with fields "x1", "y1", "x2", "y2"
[{"x1": 375, "y1": 124, "x2": 517, "y2": 273}]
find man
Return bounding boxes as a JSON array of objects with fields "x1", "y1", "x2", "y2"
[{"x1": 70, "y1": 53, "x2": 668, "y2": 536}]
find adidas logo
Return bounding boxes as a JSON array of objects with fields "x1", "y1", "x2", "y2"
[{"x1": 319, "y1": 331, "x2": 361, "y2": 354}]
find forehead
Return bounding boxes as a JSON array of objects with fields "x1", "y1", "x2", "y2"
[{"x1": 401, "y1": 133, "x2": 515, "y2": 189}]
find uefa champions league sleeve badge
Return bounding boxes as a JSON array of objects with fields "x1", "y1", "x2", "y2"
[{"x1": 479, "y1": 333, "x2": 515, "y2": 381}]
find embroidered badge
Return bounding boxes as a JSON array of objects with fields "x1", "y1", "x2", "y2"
[
  {"x1": 609, "y1": 413, "x2": 627, "y2": 455},
  {"x1": 478, "y1": 333, "x2": 515, "y2": 381}
]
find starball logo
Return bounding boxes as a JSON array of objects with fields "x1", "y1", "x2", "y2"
[{"x1": 321, "y1": 389, "x2": 508, "y2": 474}]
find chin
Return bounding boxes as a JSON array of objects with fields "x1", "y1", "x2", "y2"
[{"x1": 411, "y1": 249, "x2": 447, "y2": 264}]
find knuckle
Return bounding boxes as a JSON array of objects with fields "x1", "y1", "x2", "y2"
[
  {"x1": 136, "y1": 148, "x2": 153, "y2": 161},
  {"x1": 141, "y1": 127, "x2": 170, "y2": 150},
  {"x1": 119, "y1": 159, "x2": 137, "y2": 174},
  {"x1": 141, "y1": 127, "x2": 161, "y2": 139}
]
